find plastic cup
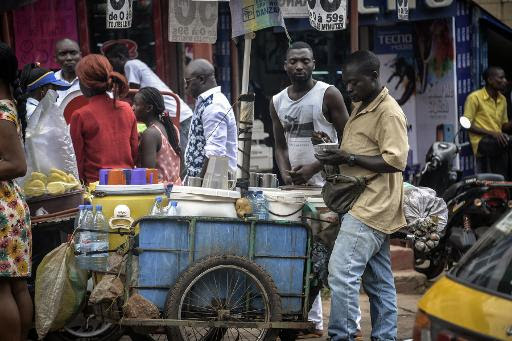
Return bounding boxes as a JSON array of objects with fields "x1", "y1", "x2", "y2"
[
  {"x1": 107, "y1": 169, "x2": 126, "y2": 185},
  {"x1": 99, "y1": 169, "x2": 109, "y2": 185},
  {"x1": 146, "y1": 168, "x2": 159, "y2": 184},
  {"x1": 131, "y1": 168, "x2": 147, "y2": 185}
]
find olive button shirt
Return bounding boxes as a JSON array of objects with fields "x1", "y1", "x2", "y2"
[{"x1": 339, "y1": 87, "x2": 409, "y2": 234}]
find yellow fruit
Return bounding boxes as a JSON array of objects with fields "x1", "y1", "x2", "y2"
[
  {"x1": 48, "y1": 173, "x2": 68, "y2": 183},
  {"x1": 30, "y1": 172, "x2": 47, "y2": 183},
  {"x1": 46, "y1": 182, "x2": 66, "y2": 195},
  {"x1": 24, "y1": 187, "x2": 46, "y2": 197},
  {"x1": 50, "y1": 168, "x2": 68, "y2": 177},
  {"x1": 25, "y1": 179, "x2": 45, "y2": 189}
]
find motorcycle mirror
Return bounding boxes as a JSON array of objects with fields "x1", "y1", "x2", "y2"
[{"x1": 459, "y1": 116, "x2": 471, "y2": 129}]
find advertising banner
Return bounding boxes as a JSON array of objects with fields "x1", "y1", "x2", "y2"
[
  {"x1": 374, "y1": 24, "x2": 417, "y2": 163},
  {"x1": 107, "y1": 0, "x2": 133, "y2": 29},
  {"x1": 278, "y1": 0, "x2": 308, "y2": 18},
  {"x1": 230, "y1": 0, "x2": 285, "y2": 37},
  {"x1": 168, "y1": 0, "x2": 218, "y2": 43},
  {"x1": 308, "y1": 0, "x2": 347, "y2": 31}
]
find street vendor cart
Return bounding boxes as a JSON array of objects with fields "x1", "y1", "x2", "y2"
[{"x1": 114, "y1": 215, "x2": 315, "y2": 341}]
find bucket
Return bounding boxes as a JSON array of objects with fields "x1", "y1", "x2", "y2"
[
  {"x1": 264, "y1": 190, "x2": 306, "y2": 222},
  {"x1": 306, "y1": 197, "x2": 339, "y2": 231},
  {"x1": 170, "y1": 186, "x2": 240, "y2": 218}
]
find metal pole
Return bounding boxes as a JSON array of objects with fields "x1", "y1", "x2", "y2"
[
  {"x1": 350, "y1": 0, "x2": 359, "y2": 52},
  {"x1": 237, "y1": 33, "x2": 255, "y2": 180}
]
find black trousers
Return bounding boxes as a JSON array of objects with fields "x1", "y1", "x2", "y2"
[{"x1": 476, "y1": 136, "x2": 512, "y2": 180}]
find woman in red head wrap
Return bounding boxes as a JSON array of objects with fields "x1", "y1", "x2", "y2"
[{"x1": 70, "y1": 54, "x2": 138, "y2": 184}]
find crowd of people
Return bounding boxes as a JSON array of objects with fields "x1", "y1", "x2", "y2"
[{"x1": 0, "y1": 33, "x2": 508, "y2": 341}]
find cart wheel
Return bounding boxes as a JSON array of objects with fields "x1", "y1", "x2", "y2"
[{"x1": 165, "y1": 255, "x2": 282, "y2": 341}]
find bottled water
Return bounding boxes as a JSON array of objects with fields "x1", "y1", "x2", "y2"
[
  {"x1": 252, "y1": 191, "x2": 269, "y2": 220},
  {"x1": 166, "y1": 201, "x2": 178, "y2": 216},
  {"x1": 73, "y1": 205, "x2": 85, "y2": 254},
  {"x1": 76, "y1": 205, "x2": 94, "y2": 270},
  {"x1": 149, "y1": 196, "x2": 163, "y2": 215},
  {"x1": 87, "y1": 205, "x2": 109, "y2": 272}
]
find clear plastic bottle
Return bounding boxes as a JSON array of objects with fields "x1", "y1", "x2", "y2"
[
  {"x1": 166, "y1": 201, "x2": 178, "y2": 216},
  {"x1": 253, "y1": 191, "x2": 269, "y2": 220},
  {"x1": 149, "y1": 196, "x2": 163, "y2": 215},
  {"x1": 87, "y1": 205, "x2": 109, "y2": 272},
  {"x1": 76, "y1": 205, "x2": 94, "y2": 270},
  {"x1": 73, "y1": 205, "x2": 85, "y2": 255}
]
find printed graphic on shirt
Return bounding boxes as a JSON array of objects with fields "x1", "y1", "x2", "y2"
[{"x1": 282, "y1": 104, "x2": 315, "y2": 139}]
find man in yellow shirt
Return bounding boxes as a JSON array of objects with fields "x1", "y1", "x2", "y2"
[{"x1": 463, "y1": 66, "x2": 510, "y2": 177}]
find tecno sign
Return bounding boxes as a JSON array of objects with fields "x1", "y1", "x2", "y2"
[{"x1": 359, "y1": 0, "x2": 453, "y2": 14}]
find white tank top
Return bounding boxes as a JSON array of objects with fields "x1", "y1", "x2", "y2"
[{"x1": 273, "y1": 81, "x2": 338, "y2": 186}]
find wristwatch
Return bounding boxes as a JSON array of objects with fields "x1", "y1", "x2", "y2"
[{"x1": 347, "y1": 154, "x2": 356, "y2": 167}]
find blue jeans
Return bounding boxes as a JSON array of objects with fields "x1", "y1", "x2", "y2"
[{"x1": 328, "y1": 214, "x2": 397, "y2": 341}]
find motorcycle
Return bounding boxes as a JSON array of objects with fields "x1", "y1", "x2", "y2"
[{"x1": 412, "y1": 117, "x2": 512, "y2": 279}]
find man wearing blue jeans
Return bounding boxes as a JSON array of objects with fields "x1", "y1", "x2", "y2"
[{"x1": 316, "y1": 50, "x2": 409, "y2": 340}]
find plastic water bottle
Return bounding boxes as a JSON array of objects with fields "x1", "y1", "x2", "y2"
[
  {"x1": 76, "y1": 205, "x2": 94, "y2": 270},
  {"x1": 253, "y1": 191, "x2": 269, "y2": 220},
  {"x1": 73, "y1": 205, "x2": 85, "y2": 254},
  {"x1": 87, "y1": 205, "x2": 109, "y2": 272},
  {"x1": 149, "y1": 196, "x2": 163, "y2": 215},
  {"x1": 166, "y1": 201, "x2": 178, "y2": 216}
]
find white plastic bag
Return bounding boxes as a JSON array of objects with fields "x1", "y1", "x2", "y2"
[
  {"x1": 21, "y1": 90, "x2": 78, "y2": 186},
  {"x1": 403, "y1": 183, "x2": 448, "y2": 253}
]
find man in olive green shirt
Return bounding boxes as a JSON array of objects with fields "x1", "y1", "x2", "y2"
[
  {"x1": 316, "y1": 50, "x2": 408, "y2": 341},
  {"x1": 463, "y1": 66, "x2": 510, "y2": 178}
]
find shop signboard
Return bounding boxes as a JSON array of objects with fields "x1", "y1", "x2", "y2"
[
  {"x1": 278, "y1": 0, "x2": 309, "y2": 18},
  {"x1": 168, "y1": 0, "x2": 218, "y2": 43},
  {"x1": 308, "y1": 0, "x2": 347, "y2": 31},
  {"x1": 107, "y1": 0, "x2": 133, "y2": 29},
  {"x1": 230, "y1": 0, "x2": 285, "y2": 37}
]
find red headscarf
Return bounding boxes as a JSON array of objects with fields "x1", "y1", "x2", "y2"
[{"x1": 76, "y1": 54, "x2": 129, "y2": 103}]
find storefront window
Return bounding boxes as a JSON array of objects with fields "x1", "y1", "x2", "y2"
[{"x1": 87, "y1": 0, "x2": 156, "y2": 70}]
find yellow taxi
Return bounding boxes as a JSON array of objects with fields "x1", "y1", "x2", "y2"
[{"x1": 413, "y1": 209, "x2": 512, "y2": 340}]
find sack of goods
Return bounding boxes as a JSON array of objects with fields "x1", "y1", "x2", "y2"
[{"x1": 402, "y1": 183, "x2": 448, "y2": 253}]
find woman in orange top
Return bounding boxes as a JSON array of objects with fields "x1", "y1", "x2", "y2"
[
  {"x1": 70, "y1": 55, "x2": 138, "y2": 184},
  {"x1": 132, "y1": 87, "x2": 182, "y2": 184}
]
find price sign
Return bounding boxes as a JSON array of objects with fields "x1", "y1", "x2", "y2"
[
  {"x1": 308, "y1": 0, "x2": 347, "y2": 31},
  {"x1": 107, "y1": 0, "x2": 133, "y2": 29},
  {"x1": 169, "y1": 0, "x2": 218, "y2": 43}
]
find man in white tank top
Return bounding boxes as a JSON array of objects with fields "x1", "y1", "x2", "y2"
[
  {"x1": 270, "y1": 41, "x2": 349, "y2": 337},
  {"x1": 270, "y1": 41, "x2": 349, "y2": 187}
]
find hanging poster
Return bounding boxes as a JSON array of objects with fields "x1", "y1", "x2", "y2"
[
  {"x1": 168, "y1": 0, "x2": 218, "y2": 43},
  {"x1": 278, "y1": 0, "x2": 308, "y2": 18},
  {"x1": 397, "y1": 0, "x2": 409, "y2": 20},
  {"x1": 308, "y1": 0, "x2": 347, "y2": 31},
  {"x1": 107, "y1": 0, "x2": 133, "y2": 29},
  {"x1": 230, "y1": 0, "x2": 285, "y2": 37}
]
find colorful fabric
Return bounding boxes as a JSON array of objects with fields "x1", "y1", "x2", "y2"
[
  {"x1": 0, "y1": 100, "x2": 32, "y2": 278},
  {"x1": 76, "y1": 54, "x2": 128, "y2": 97},
  {"x1": 185, "y1": 95, "x2": 211, "y2": 177},
  {"x1": 151, "y1": 124, "x2": 182, "y2": 185}
]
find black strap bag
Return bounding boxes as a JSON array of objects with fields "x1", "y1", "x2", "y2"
[{"x1": 321, "y1": 173, "x2": 378, "y2": 214}]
